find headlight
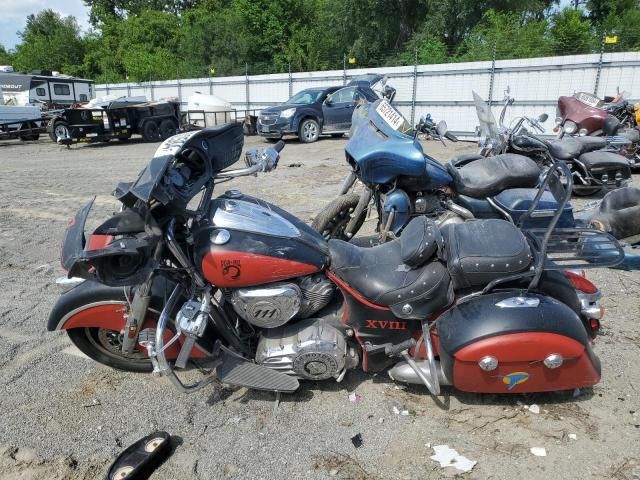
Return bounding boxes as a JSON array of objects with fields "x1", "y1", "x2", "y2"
[
  {"x1": 578, "y1": 128, "x2": 588, "y2": 136},
  {"x1": 280, "y1": 108, "x2": 296, "y2": 119},
  {"x1": 564, "y1": 120, "x2": 578, "y2": 134}
]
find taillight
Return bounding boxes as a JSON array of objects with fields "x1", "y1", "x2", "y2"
[{"x1": 565, "y1": 270, "x2": 598, "y2": 294}]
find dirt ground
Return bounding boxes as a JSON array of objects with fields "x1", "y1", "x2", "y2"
[{"x1": 0, "y1": 133, "x2": 639, "y2": 480}]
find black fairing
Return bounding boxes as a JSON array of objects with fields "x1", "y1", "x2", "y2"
[
  {"x1": 437, "y1": 291, "x2": 589, "y2": 356},
  {"x1": 94, "y1": 209, "x2": 146, "y2": 235}
]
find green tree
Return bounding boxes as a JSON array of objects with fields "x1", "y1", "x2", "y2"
[
  {"x1": 548, "y1": 8, "x2": 594, "y2": 55},
  {"x1": 0, "y1": 45, "x2": 14, "y2": 66},
  {"x1": 12, "y1": 10, "x2": 87, "y2": 74},
  {"x1": 457, "y1": 10, "x2": 551, "y2": 61}
]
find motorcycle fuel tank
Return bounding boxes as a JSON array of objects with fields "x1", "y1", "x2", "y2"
[{"x1": 193, "y1": 193, "x2": 330, "y2": 288}]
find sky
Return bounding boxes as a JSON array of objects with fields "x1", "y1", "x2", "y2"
[
  {"x1": 0, "y1": 0, "x2": 577, "y2": 52},
  {"x1": 1, "y1": 0, "x2": 90, "y2": 50}
]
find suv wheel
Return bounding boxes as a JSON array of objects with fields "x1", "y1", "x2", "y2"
[{"x1": 299, "y1": 119, "x2": 319, "y2": 143}]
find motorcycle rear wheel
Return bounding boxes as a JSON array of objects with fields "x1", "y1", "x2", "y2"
[{"x1": 312, "y1": 193, "x2": 365, "y2": 240}]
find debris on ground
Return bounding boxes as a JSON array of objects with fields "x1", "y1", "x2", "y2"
[
  {"x1": 530, "y1": 447, "x2": 547, "y2": 457},
  {"x1": 568, "y1": 434, "x2": 577, "y2": 440},
  {"x1": 348, "y1": 392, "x2": 361, "y2": 403},
  {"x1": 528, "y1": 404, "x2": 540, "y2": 414},
  {"x1": 351, "y1": 433, "x2": 363, "y2": 448},
  {"x1": 430, "y1": 445, "x2": 477, "y2": 474},
  {"x1": 288, "y1": 163, "x2": 303, "y2": 168}
]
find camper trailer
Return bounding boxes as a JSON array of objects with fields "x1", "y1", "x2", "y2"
[{"x1": 0, "y1": 70, "x2": 94, "y2": 108}]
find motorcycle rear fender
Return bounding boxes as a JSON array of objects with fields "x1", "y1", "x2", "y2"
[
  {"x1": 382, "y1": 188, "x2": 411, "y2": 234},
  {"x1": 47, "y1": 279, "x2": 210, "y2": 359}
]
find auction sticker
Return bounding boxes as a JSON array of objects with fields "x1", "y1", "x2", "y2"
[{"x1": 376, "y1": 100, "x2": 403, "y2": 130}]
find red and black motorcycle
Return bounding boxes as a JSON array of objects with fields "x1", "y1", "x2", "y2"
[{"x1": 48, "y1": 124, "x2": 623, "y2": 396}]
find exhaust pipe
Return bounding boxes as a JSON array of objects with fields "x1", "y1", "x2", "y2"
[{"x1": 388, "y1": 360, "x2": 451, "y2": 387}]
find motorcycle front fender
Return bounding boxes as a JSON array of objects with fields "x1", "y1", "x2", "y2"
[
  {"x1": 382, "y1": 189, "x2": 411, "y2": 234},
  {"x1": 47, "y1": 279, "x2": 211, "y2": 359}
]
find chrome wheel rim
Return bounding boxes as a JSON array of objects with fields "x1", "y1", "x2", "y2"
[
  {"x1": 303, "y1": 122, "x2": 318, "y2": 141},
  {"x1": 88, "y1": 328, "x2": 149, "y2": 361},
  {"x1": 54, "y1": 124, "x2": 69, "y2": 138}
]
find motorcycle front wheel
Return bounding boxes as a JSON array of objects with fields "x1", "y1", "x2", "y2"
[
  {"x1": 68, "y1": 327, "x2": 153, "y2": 373},
  {"x1": 312, "y1": 193, "x2": 365, "y2": 240}
]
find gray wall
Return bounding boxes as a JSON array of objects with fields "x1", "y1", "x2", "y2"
[{"x1": 96, "y1": 51, "x2": 640, "y2": 135}]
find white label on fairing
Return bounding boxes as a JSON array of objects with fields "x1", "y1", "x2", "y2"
[
  {"x1": 576, "y1": 92, "x2": 601, "y2": 108},
  {"x1": 376, "y1": 100, "x2": 403, "y2": 130}
]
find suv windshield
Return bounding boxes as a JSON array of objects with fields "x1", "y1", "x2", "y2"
[{"x1": 286, "y1": 89, "x2": 324, "y2": 105}]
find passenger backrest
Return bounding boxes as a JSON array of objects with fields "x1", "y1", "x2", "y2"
[{"x1": 400, "y1": 216, "x2": 443, "y2": 268}]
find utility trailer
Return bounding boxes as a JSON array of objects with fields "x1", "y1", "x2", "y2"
[
  {"x1": 181, "y1": 109, "x2": 259, "y2": 134},
  {"x1": 0, "y1": 116, "x2": 46, "y2": 141},
  {"x1": 48, "y1": 98, "x2": 181, "y2": 144}
]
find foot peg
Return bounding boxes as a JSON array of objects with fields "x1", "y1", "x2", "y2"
[{"x1": 216, "y1": 345, "x2": 299, "y2": 392}]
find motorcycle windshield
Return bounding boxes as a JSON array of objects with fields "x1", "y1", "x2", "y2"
[
  {"x1": 346, "y1": 100, "x2": 431, "y2": 184},
  {"x1": 473, "y1": 91, "x2": 500, "y2": 145}
]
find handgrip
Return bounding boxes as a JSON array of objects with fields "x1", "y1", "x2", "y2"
[
  {"x1": 273, "y1": 140, "x2": 285, "y2": 153},
  {"x1": 385, "y1": 338, "x2": 417, "y2": 356}
]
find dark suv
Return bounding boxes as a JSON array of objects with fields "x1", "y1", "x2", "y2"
[{"x1": 258, "y1": 84, "x2": 380, "y2": 143}]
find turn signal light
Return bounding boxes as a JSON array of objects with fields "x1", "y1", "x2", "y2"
[
  {"x1": 543, "y1": 354, "x2": 563, "y2": 369},
  {"x1": 565, "y1": 270, "x2": 598, "y2": 294}
]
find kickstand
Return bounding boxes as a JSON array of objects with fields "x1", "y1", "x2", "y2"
[{"x1": 272, "y1": 391, "x2": 281, "y2": 420}]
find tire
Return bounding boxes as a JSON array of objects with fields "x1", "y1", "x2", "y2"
[
  {"x1": 67, "y1": 327, "x2": 153, "y2": 373},
  {"x1": 572, "y1": 186, "x2": 602, "y2": 196},
  {"x1": 299, "y1": 118, "x2": 320, "y2": 143},
  {"x1": 159, "y1": 118, "x2": 178, "y2": 140},
  {"x1": 142, "y1": 121, "x2": 161, "y2": 142},
  {"x1": 19, "y1": 122, "x2": 39, "y2": 141},
  {"x1": 49, "y1": 120, "x2": 69, "y2": 142},
  {"x1": 311, "y1": 193, "x2": 365, "y2": 240}
]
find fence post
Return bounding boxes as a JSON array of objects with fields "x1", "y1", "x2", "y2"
[
  {"x1": 177, "y1": 79, "x2": 182, "y2": 106},
  {"x1": 411, "y1": 46, "x2": 418, "y2": 124},
  {"x1": 245, "y1": 63, "x2": 250, "y2": 111},
  {"x1": 594, "y1": 34, "x2": 606, "y2": 96},
  {"x1": 150, "y1": 82, "x2": 154, "y2": 101},
  {"x1": 343, "y1": 53, "x2": 347, "y2": 86},
  {"x1": 288, "y1": 62, "x2": 293, "y2": 98},
  {"x1": 126, "y1": 83, "x2": 131, "y2": 97},
  {"x1": 209, "y1": 77, "x2": 213, "y2": 95},
  {"x1": 488, "y1": 40, "x2": 497, "y2": 106}
]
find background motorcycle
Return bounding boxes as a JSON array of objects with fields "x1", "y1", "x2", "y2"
[
  {"x1": 47, "y1": 124, "x2": 622, "y2": 397},
  {"x1": 312, "y1": 100, "x2": 573, "y2": 242},
  {"x1": 477, "y1": 90, "x2": 632, "y2": 196},
  {"x1": 555, "y1": 91, "x2": 640, "y2": 168}
]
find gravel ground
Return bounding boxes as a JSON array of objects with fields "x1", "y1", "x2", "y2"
[{"x1": 0, "y1": 134, "x2": 639, "y2": 480}]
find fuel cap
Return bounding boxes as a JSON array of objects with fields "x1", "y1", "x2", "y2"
[
  {"x1": 210, "y1": 229, "x2": 231, "y2": 245},
  {"x1": 225, "y1": 189, "x2": 244, "y2": 199}
]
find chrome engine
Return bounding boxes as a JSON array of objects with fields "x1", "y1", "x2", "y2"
[
  {"x1": 255, "y1": 318, "x2": 359, "y2": 380},
  {"x1": 228, "y1": 274, "x2": 334, "y2": 328}
]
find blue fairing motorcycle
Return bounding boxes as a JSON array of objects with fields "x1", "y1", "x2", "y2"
[
  {"x1": 312, "y1": 99, "x2": 574, "y2": 242},
  {"x1": 312, "y1": 99, "x2": 640, "y2": 270}
]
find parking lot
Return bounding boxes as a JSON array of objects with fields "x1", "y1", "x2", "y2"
[{"x1": 0, "y1": 135, "x2": 639, "y2": 479}]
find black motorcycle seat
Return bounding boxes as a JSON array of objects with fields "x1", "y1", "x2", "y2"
[
  {"x1": 590, "y1": 187, "x2": 640, "y2": 239},
  {"x1": 329, "y1": 218, "x2": 453, "y2": 319},
  {"x1": 549, "y1": 138, "x2": 583, "y2": 159},
  {"x1": 578, "y1": 151, "x2": 630, "y2": 170},
  {"x1": 446, "y1": 154, "x2": 540, "y2": 198},
  {"x1": 575, "y1": 136, "x2": 607, "y2": 152},
  {"x1": 442, "y1": 219, "x2": 532, "y2": 290}
]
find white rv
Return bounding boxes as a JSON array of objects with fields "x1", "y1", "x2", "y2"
[{"x1": 0, "y1": 70, "x2": 94, "y2": 107}]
